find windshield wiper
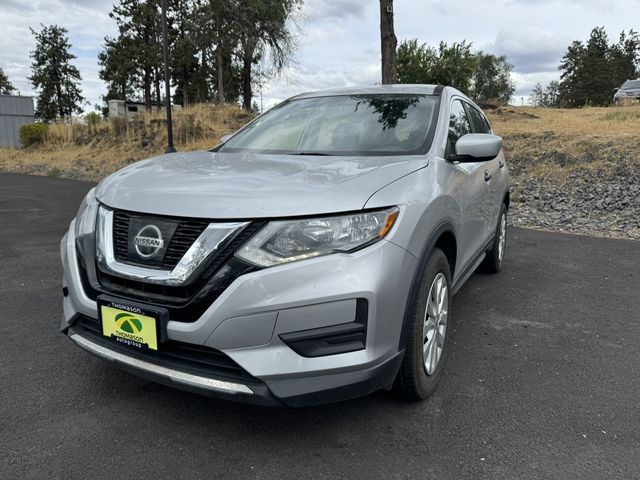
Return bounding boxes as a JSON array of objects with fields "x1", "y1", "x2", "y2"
[{"x1": 293, "y1": 152, "x2": 334, "y2": 156}]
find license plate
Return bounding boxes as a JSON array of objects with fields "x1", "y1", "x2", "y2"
[{"x1": 99, "y1": 298, "x2": 161, "y2": 351}]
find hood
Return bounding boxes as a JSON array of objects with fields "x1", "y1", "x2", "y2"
[{"x1": 96, "y1": 151, "x2": 428, "y2": 219}]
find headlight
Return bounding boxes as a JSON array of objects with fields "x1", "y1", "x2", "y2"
[
  {"x1": 236, "y1": 207, "x2": 399, "y2": 267},
  {"x1": 75, "y1": 188, "x2": 99, "y2": 237}
]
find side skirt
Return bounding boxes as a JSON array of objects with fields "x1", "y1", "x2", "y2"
[{"x1": 451, "y1": 235, "x2": 494, "y2": 295}]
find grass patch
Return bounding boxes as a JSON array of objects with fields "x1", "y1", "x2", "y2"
[{"x1": 0, "y1": 104, "x2": 252, "y2": 181}]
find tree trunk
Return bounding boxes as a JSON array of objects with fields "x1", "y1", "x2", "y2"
[
  {"x1": 380, "y1": 0, "x2": 398, "y2": 84},
  {"x1": 144, "y1": 68, "x2": 152, "y2": 111},
  {"x1": 241, "y1": 39, "x2": 256, "y2": 111},
  {"x1": 216, "y1": 47, "x2": 225, "y2": 104},
  {"x1": 182, "y1": 68, "x2": 189, "y2": 108},
  {"x1": 242, "y1": 56, "x2": 252, "y2": 111},
  {"x1": 155, "y1": 68, "x2": 162, "y2": 106},
  {"x1": 199, "y1": 49, "x2": 207, "y2": 103}
]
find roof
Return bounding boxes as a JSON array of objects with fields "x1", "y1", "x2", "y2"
[
  {"x1": 0, "y1": 95, "x2": 35, "y2": 117},
  {"x1": 292, "y1": 84, "x2": 445, "y2": 100}
]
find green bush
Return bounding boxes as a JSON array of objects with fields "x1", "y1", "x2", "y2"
[
  {"x1": 19, "y1": 123, "x2": 49, "y2": 147},
  {"x1": 85, "y1": 111, "x2": 102, "y2": 128}
]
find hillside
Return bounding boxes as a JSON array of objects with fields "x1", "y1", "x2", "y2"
[
  {"x1": 0, "y1": 103, "x2": 638, "y2": 240},
  {"x1": 486, "y1": 105, "x2": 640, "y2": 240},
  {"x1": 0, "y1": 104, "x2": 252, "y2": 180}
]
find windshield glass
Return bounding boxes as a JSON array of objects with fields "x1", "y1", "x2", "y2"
[
  {"x1": 622, "y1": 80, "x2": 640, "y2": 90},
  {"x1": 218, "y1": 94, "x2": 440, "y2": 156}
]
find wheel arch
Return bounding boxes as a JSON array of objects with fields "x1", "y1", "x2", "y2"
[{"x1": 397, "y1": 222, "x2": 457, "y2": 352}]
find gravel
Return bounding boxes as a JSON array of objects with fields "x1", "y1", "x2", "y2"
[{"x1": 510, "y1": 166, "x2": 640, "y2": 240}]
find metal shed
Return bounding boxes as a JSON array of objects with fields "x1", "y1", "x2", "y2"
[{"x1": 0, "y1": 96, "x2": 35, "y2": 148}]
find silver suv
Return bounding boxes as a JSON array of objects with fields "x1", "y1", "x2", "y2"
[
  {"x1": 614, "y1": 79, "x2": 640, "y2": 104},
  {"x1": 61, "y1": 85, "x2": 510, "y2": 406}
]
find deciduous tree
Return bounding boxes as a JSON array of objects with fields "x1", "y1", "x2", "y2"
[
  {"x1": 471, "y1": 52, "x2": 515, "y2": 104},
  {"x1": 397, "y1": 39, "x2": 476, "y2": 94}
]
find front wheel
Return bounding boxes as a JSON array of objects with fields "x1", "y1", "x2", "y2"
[
  {"x1": 482, "y1": 203, "x2": 507, "y2": 274},
  {"x1": 395, "y1": 248, "x2": 452, "y2": 400}
]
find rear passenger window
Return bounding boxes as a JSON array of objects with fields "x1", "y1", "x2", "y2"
[
  {"x1": 448, "y1": 100, "x2": 472, "y2": 152},
  {"x1": 467, "y1": 105, "x2": 491, "y2": 134}
]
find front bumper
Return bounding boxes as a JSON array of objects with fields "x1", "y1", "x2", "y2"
[{"x1": 61, "y1": 219, "x2": 418, "y2": 406}]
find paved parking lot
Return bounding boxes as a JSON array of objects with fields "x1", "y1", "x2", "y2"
[{"x1": 1, "y1": 173, "x2": 639, "y2": 479}]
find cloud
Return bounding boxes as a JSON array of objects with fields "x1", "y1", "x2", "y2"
[
  {"x1": 0, "y1": 0, "x2": 114, "y2": 106},
  {"x1": 305, "y1": 0, "x2": 368, "y2": 21},
  {"x1": 511, "y1": 71, "x2": 560, "y2": 99},
  {"x1": 485, "y1": 28, "x2": 571, "y2": 74}
]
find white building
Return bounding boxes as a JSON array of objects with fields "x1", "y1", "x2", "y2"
[{"x1": 108, "y1": 100, "x2": 182, "y2": 119}]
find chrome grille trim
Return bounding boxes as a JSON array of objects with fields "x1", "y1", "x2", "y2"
[{"x1": 96, "y1": 207, "x2": 249, "y2": 286}]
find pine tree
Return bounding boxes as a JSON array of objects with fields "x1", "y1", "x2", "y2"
[
  {"x1": 98, "y1": 34, "x2": 140, "y2": 103},
  {"x1": 108, "y1": 0, "x2": 164, "y2": 111},
  {"x1": 0, "y1": 67, "x2": 16, "y2": 95},
  {"x1": 530, "y1": 81, "x2": 560, "y2": 108},
  {"x1": 169, "y1": 0, "x2": 201, "y2": 107},
  {"x1": 558, "y1": 27, "x2": 640, "y2": 107},
  {"x1": 580, "y1": 27, "x2": 610, "y2": 106},
  {"x1": 29, "y1": 25, "x2": 85, "y2": 121}
]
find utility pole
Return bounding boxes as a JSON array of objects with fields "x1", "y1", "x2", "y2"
[
  {"x1": 161, "y1": 0, "x2": 176, "y2": 153},
  {"x1": 380, "y1": 0, "x2": 398, "y2": 84}
]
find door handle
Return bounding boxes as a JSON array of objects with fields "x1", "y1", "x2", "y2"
[{"x1": 484, "y1": 171, "x2": 492, "y2": 182}]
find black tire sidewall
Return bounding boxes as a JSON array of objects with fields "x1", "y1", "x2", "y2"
[
  {"x1": 406, "y1": 248, "x2": 453, "y2": 398},
  {"x1": 483, "y1": 204, "x2": 507, "y2": 273}
]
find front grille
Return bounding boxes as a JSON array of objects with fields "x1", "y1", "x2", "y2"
[
  {"x1": 163, "y1": 220, "x2": 210, "y2": 267},
  {"x1": 113, "y1": 210, "x2": 209, "y2": 269},
  {"x1": 113, "y1": 211, "x2": 129, "y2": 260},
  {"x1": 76, "y1": 219, "x2": 266, "y2": 323},
  {"x1": 73, "y1": 315, "x2": 260, "y2": 384}
]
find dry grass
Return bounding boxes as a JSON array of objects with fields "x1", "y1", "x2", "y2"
[
  {"x1": 486, "y1": 104, "x2": 640, "y2": 181},
  {"x1": 0, "y1": 104, "x2": 252, "y2": 181}
]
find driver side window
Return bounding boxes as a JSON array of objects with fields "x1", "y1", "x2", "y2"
[{"x1": 448, "y1": 100, "x2": 472, "y2": 154}]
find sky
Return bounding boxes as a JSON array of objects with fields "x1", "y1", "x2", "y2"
[{"x1": 0, "y1": 0, "x2": 638, "y2": 111}]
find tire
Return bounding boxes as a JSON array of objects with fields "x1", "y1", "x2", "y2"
[
  {"x1": 395, "y1": 248, "x2": 452, "y2": 400},
  {"x1": 482, "y1": 203, "x2": 507, "y2": 274}
]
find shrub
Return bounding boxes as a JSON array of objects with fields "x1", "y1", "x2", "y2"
[
  {"x1": 85, "y1": 112, "x2": 102, "y2": 128},
  {"x1": 47, "y1": 166, "x2": 61, "y2": 177},
  {"x1": 19, "y1": 123, "x2": 49, "y2": 147}
]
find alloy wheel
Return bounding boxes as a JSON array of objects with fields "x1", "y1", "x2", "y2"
[
  {"x1": 498, "y1": 213, "x2": 507, "y2": 262},
  {"x1": 422, "y1": 273, "x2": 448, "y2": 375}
]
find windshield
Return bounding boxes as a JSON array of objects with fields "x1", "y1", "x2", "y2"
[
  {"x1": 218, "y1": 94, "x2": 440, "y2": 156},
  {"x1": 622, "y1": 80, "x2": 640, "y2": 90}
]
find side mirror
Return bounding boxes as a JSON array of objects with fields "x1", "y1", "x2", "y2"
[
  {"x1": 220, "y1": 133, "x2": 233, "y2": 144},
  {"x1": 450, "y1": 134, "x2": 503, "y2": 163}
]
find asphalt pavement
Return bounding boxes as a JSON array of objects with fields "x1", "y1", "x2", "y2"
[{"x1": 1, "y1": 173, "x2": 639, "y2": 479}]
